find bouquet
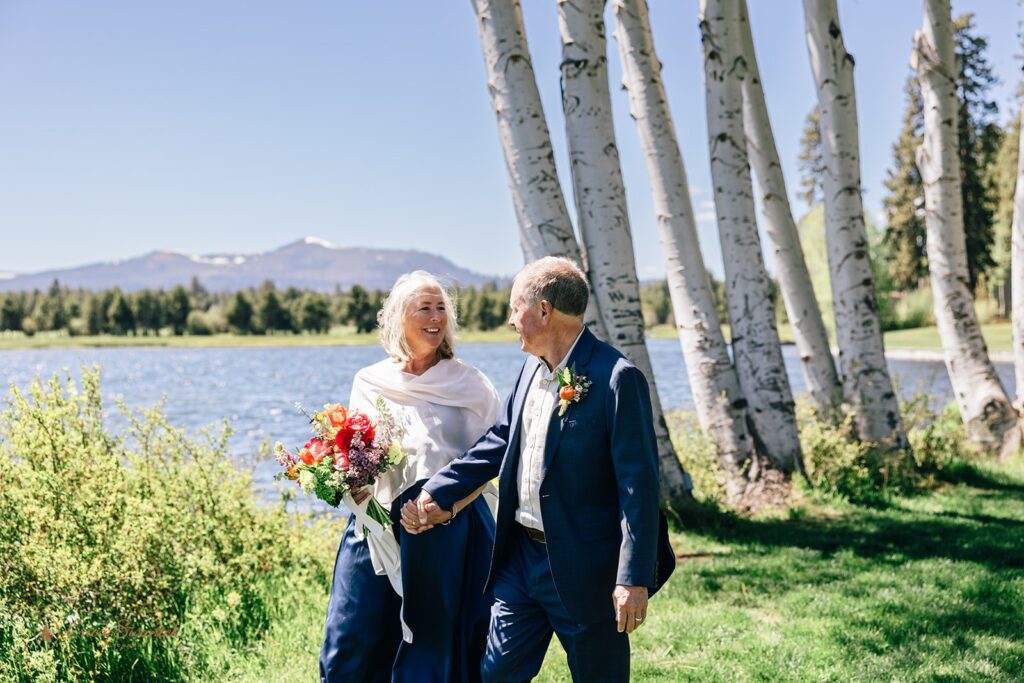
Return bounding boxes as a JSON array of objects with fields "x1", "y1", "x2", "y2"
[{"x1": 274, "y1": 396, "x2": 404, "y2": 532}]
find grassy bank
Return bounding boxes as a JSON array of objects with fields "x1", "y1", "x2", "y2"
[
  {"x1": 2, "y1": 322, "x2": 1016, "y2": 354},
  {"x1": 4, "y1": 371, "x2": 1021, "y2": 681},
  {"x1": 232, "y1": 457, "x2": 1024, "y2": 682},
  {"x1": 0, "y1": 325, "x2": 520, "y2": 350},
  {"x1": 649, "y1": 321, "x2": 1015, "y2": 356}
]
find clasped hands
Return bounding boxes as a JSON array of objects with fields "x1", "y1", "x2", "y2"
[
  {"x1": 399, "y1": 491, "x2": 650, "y2": 633},
  {"x1": 399, "y1": 490, "x2": 450, "y2": 534}
]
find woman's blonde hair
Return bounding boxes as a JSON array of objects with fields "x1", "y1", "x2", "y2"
[{"x1": 377, "y1": 271, "x2": 458, "y2": 362}]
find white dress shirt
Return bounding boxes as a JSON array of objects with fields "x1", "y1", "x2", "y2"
[{"x1": 515, "y1": 327, "x2": 585, "y2": 531}]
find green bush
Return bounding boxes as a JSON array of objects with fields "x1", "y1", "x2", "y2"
[
  {"x1": 0, "y1": 368, "x2": 340, "y2": 682},
  {"x1": 664, "y1": 410, "x2": 724, "y2": 508}
]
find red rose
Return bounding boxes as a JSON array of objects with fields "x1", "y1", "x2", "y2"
[
  {"x1": 347, "y1": 411, "x2": 375, "y2": 444},
  {"x1": 307, "y1": 438, "x2": 332, "y2": 464},
  {"x1": 334, "y1": 427, "x2": 354, "y2": 455}
]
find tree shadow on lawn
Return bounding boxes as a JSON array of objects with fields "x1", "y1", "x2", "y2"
[
  {"x1": 667, "y1": 465, "x2": 1024, "y2": 678},
  {"x1": 677, "y1": 465, "x2": 1024, "y2": 572}
]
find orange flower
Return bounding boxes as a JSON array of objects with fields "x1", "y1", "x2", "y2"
[
  {"x1": 324, "y1": 404, "x2": 348, "y2": 429},
  {"x1": 559, "y1": 385, "x2": 576, "y2": 401}
]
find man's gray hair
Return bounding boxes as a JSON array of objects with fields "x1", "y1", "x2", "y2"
[{"x1": 515, "y1": 256, "x2": 589, "y2": 317}]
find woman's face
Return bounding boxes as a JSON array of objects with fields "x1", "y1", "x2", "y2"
[{"x1": 402, "y1": 285, "x2": 448, "y2": 358}]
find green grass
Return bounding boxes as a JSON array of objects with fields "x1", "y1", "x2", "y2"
[
  {"x1": 221, "y1": 458, "x2": 1024, "y2": 682},
  {"x1": 650, "y1": 322, "x2": 1015, "y2": 356},
  {"x1": 647, "y1": 323, "x2": 797, "y2": 346},
  {"x1": 533, "y1": 459, "x2": 1024, "y2": 681},
  {"x1": 0, "y1": 325, "x2": 520, "y2": 350},
  {"x1": 883, "y1": 323, "x2": 1012, "y2": 354}
]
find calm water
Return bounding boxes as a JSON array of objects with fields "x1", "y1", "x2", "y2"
[{"x1": 1, "y1": 340, "x2": 1014, "y2": 500}]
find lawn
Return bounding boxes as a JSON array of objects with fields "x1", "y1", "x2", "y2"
[
  {"x1": 223, "y1": 458, "x2": 1024, "y2": 682},
  {"x1": 650, "y1": 322, "x2": 1015, "y2": 356}
]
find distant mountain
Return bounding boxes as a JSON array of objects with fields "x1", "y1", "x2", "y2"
[{"x1": 0, "y1": 238, "x2": 509, "y2": 292}]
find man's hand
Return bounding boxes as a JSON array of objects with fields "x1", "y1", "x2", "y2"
[
  {"x1": 399, "y1": 490, "x2": 452, "y2": 535},
  {"x1": 612, "y1": 585, "x2": 649, "y2": 634}
]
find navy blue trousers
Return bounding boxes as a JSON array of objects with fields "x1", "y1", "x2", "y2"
[
  {"x1": 319, "y1": 481, "x2": 494, "y2": 683},
  {"x1": 481, "y1": 526, "x2": 629, "y2": 683}
]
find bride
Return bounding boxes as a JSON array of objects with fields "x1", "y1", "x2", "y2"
[{"x1": 319, "y1": 271, "x2": 500, "y2": 683}]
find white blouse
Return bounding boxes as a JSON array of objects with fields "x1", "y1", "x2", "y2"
[{"x1": 348, "y1": 357, "x2": 501, "y2": 505}]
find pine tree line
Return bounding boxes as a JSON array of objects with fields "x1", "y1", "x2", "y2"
[{"x1": 0, "y1": 278, "x2": 513, "y2": 337}]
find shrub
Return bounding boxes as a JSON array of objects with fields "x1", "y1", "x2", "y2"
[
  {"x1": 664, "y1": 410, "x2": 724, "y2": 507},
  {"x1": 0, "y1": 368, "x2": 340, "y2": 681}
]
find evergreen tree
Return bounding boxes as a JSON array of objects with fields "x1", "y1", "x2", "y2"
[
  {"x1": 107, "y1": 290, "x2": 136, "y2": 335},
  {"x1": 135, "y1": 290, "x2": 163, "y2": 336},
  {"x1": 344, "y1": 285, "x2": 377, "y2": 334},
  {"x1": 882, "y1": 78, "x2": 928, "y2": 290},
  {"x1": 0, "y1": 295, "x2": 24, "y2": 332},
  {"x1": 226, "y1": 292, "x2": 254, "y2": 334},
  {"x1": 165, "y1": 286, "x2": 191, "y2": 336},
  {"x1": 955, "y1": 13, "x2": 1001, "y2": 290},
  {"x1": 300, "y1": 293, "x2": 332, "y2": 334},
  {"x1": 881, "y1": 14, "x2": 1004, "y2": 292},
  {"x1": 797, "y1": 105, "x2": 825, "y2": 207},
  {"x1": 258, "y1": 290, "x2": 293, "y2": 333}
]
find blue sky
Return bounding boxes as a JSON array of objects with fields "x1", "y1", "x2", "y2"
[{"x1": 0, "y1": 0, "x2": 1019, "y2": 281}]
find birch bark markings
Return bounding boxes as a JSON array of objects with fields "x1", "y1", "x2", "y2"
[
  {"x1": 736, "y1": 0, "x2": 842, "y2": 418},
  {"x1": 469, "y1": 0, "x2": 607, "y2": 338},
  {"x1": 913, "y1": 0, "x2": 1019, "y2": 455},
  {"x1": 556, "y1": 0, "x2": 693, "y2": 505},
  {"x1": 699, "y1": 0, "x2": 803, "y2": 474},
  {"x1": 1013, "y1": 107, "x2": 1024, "y2": 410},
  {"x1": 613, "y1": 0, "x2": 756, "y2": 504},
  {"x1": 803, "y1": 0, "x2": 907, "y2": 449}
]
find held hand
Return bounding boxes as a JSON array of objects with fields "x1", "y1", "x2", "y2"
[
  {"x1": 399, "y1": 491, "x2": 452, "y2": 535},
  {"x1": 612, "y1": 585, "x2": 649, "y2": 634}
]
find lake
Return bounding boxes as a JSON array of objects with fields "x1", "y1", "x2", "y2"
[{"x1": 0, "y1": 339, "x2": 1013, "y2": 501}]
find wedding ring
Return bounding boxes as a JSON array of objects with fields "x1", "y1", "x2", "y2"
[{"x1": 636, "y1": 616, "x2": 644, "y2": 623}]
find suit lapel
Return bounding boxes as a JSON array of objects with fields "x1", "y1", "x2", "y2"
[{"x1": 541, "y1": 328, "x2": 598, "y2": 477}]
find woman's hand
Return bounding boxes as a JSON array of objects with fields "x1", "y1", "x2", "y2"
[{"x1": 351, "y1": 486, "x2": 371, "y2": 505}]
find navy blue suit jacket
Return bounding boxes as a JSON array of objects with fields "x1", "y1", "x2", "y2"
[{"x1": 424, "y1": 327, "x2": 668, "y2": 624}]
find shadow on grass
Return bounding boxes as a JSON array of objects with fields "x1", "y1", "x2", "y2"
[{"x1": 671, "y1": 463, "x2": 1024, "y2": 573}]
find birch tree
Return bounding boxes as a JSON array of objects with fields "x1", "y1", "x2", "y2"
[
  {"x1": 556, "y1": 0, "x2": 692, "y2": 505},
  {"x1": 699, "y1": 0, "x2": 803, "y2": 475},
  {"x1": 469, "y1": 0, "x2": 607, "y2": 338},
  {"x1": 1013, "y1": 107, "x2": 1024, "y2": 409},
  {"x1": 736, "y1": 0, "x2": 841, "y2": 417},
  {"x1": 613, "y1": 0, "x2": 758, "y2": 505},
  {"x1": 914, "y1": 0, "x2": 1019, "y2": 455},
  {"x1": 803, "y1": 0, "x2": 907, "y2": 449}
]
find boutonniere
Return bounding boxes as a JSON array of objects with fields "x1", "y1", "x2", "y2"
[{"x1": 556, "y1": 364, "x2": 592, "y2": 416}]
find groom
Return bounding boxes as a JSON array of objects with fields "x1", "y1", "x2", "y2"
[{"x1": 402, "y1": 256, "x2": 671, "y2": 682}]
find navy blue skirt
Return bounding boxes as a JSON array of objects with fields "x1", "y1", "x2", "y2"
[{"x1": 319, "y1": 481, "x2": 495, "y2": 683}]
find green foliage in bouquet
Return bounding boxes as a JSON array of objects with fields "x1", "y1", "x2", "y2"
[{"x1": 0, "y1": 367, "x2": 341, "y2": 682}]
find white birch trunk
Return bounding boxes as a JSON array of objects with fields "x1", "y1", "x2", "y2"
[
  {"x1": 699, "y1": 0, "x2": 803, "y2": 475},
  {"x1": 736, "y1": 0, "x2": 842, "y2": 418},
  {"x1": 613, "y1": 0, "x2": 757, "y2": 504},
  {"x1": 913, "y1": 0, "x2": 1019, "y2": 455},
  {"x1": 1012, "y1": 106, "x2": 1024, "y2": 410},
  {"x1": 803, "y1": 0, "x2": 907, "y2": 449},
  {"x1": 470, "y1": 0, "x2": 607, "y2": 338},
  {"x1": 556, "y1": 0, "x2": 693, "y2": 505}
]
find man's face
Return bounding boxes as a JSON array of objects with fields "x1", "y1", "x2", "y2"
[{"x1": 508, "y1": 280, "x2": 545, "y2": 356}]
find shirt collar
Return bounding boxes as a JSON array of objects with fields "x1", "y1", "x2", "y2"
[{"x1": 541, "y1": 327, "x2": 585, "y2": 381}]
